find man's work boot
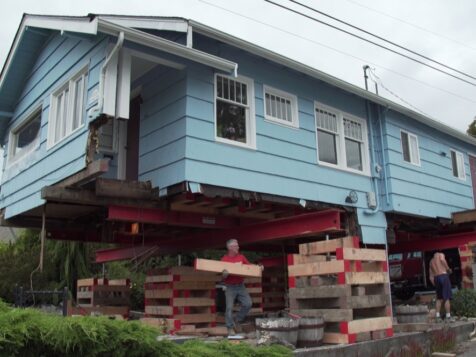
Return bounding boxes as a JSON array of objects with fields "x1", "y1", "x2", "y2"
[
  {"x1": 227, "y1": 327, "x2": 236, "y2": 336},
  {"x1": 234, "y1": 322, "x2": 243, "y2": 333}
]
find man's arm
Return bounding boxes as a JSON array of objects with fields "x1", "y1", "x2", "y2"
[{"x1": 440, "y1": 254, "x2": 450, "y2": 271}]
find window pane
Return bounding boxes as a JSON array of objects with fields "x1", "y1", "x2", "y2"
[
  {"x1": 451, "y1": 151, "x2": 458, "y2": 177},
  {"x1": 344, "y1": 118, "x2": 362, "y2": 141},
  {"x1": 14, "y1": 113, "x2": 41, "y2": 157},
  {"x1": 55, "y1": 94, "x2": 63, "y2": 143},
  {"x1": 316, "y1": 109, "x2": 337, "y2": 133},
  {"x1": 217, "y1": 76, "x2": 223, "y2": 98},
  {"x1": 216, "y1": 100, "x2": 247, "y2": 143},
  {"x1": 409, "y1": 135, "x2": 419, "y2": 164},
  {"x1": 265, "y1": 91, "x2": 294, "y2": 122},
  {"x1": 265, "y1": 93, "x2": 271, "y2": 116},
  {"x1": 457, "y1": 152, "x2": 465, "y2": 179},
  {"x1": 62, "y1": 88, "x2": 69, "y2": 138},
  {"x1": 345, "y1": 138, "x2": 363, "y2": 171},
  {"x1": 73, "y1": 76, "x2": 84, "y2": 130},
  {"x1": 317, "y1": 130, "x2": 337, "y2": 165},
  {"x1": 401, "y1": 132, "x2": 410, "y2": 162}
]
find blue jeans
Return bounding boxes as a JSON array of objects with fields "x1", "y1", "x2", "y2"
[{"x1": 225, "y1": 283, "x2": 252, "y2": 328}]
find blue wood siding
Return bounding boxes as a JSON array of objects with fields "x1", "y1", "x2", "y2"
[
  {"x1": 382, "y1": 110, "x2": 474, "y2": 218},
  {"x1": 0, "y1": 32, "x2": 108, "y2": 218}
]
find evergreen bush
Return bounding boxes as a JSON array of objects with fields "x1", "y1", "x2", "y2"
[{"x1": 452, "y1": 289, "x2": 476, "y2": 317}]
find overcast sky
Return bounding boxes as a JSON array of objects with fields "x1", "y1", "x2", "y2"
[{"x1": 1, "y1": 0, "x2": 475, "y2": 132}]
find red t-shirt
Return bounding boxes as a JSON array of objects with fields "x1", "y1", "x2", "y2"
[{"x1": 221, "y1": 254, "x2": 250, "y2": 285}]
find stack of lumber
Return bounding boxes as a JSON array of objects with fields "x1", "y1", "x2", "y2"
[
  {"x1": 288, "y1": 236, "x2": 393, "y2": 344},
  {"x1": 243, "y1": 277, "x2": 264, "y2": 315},
  {"x1": 144, "y1": 266, "x2": 219, "y2": 332},
  {"x1": 459, "y1": 244, "x2": 474, "y2": 289},
  {"x1": 260, "y1": 257, "x2": 287, "y2": 311},
  {"x1": 76, "y1": 278, "x2": 130, "y2": 317}
]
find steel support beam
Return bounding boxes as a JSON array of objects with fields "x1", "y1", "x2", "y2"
[
  {"x1": 107, "y1": 205, "x2": 239, "y2": 229},
  {"x1": 389, "y1": 231, "x2": 476, "y2": 254},
  {"x1": 95, "y1": 245, "x2": 156, "y2": 263}
]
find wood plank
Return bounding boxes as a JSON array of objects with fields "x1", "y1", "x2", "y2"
[
  {"x1": 345, "y1": 317, "x2": 392, "y2": 334},
  {"x1": 299, "y1": 236, "x2": 359, "y2": 255},
  {"x1": 57, "y1": 159, "x2": 109, "y2": 188},
  {"x1": 344, "y1": 272, "x2": 389, "y2": 284},
  {"x1": 172, "y1": 298, "x2": 214, "y2": 307},
  {"x1": 452, "y1": 209, "x2": 476, "y2": 225},
  {"x1": 350, "y1": 295, "x2": 389, "y2": 309},
  {"x1": 172, "y1": 281, "x2": 217, "y2": 290},
  {"x1": 108, "y1": 279, "x2": 129, "y2": 286},
  {"x1": 95, "y1": 178, "x2": 157, "y2": 200},
  {"x1": 288, "y1": 260, "x2": 345, "y2": 277},
  {"x1": 247, "y1": 287, "x2": 263, "y2": 294},
  {"x1": 145, "y1": 290, "x2": 173, "y2": 299},
  {"x1": 361, "y1": 262, "x2": 385, "y2": 272},
  {"x1": 393, "y1": 323, "x2": 431, "y2": 333},
  {"x1": 77, "y1": 278, "x2": 97, "y2": 287},
  {"x1": 195, "y1": 326, "x2": 228, "y2": 336},
  {"x1": 194, "y1": 258, "x2": 262, "y2": 277},
  {"x1": 145, "y1": 306, "x2": 174, "y2": 316},
  {"x1": 323, "y1": 333, "x2": 349, "y2": 344},
  {"x1": 292, "y1": 308, "x2": 353, "y2": 322},
  {"x1": 289, "y1": 285, "x2": 351, "y2": 299},
  {"x1": 175, "y1": 313, "x2": 216, "y2": 324},
  {"x1": 145, "y1": 275, "x2": 173, "y2": 283},
  {"x1": 340, "y1": 248, "x2": 387, "y2": 262}
]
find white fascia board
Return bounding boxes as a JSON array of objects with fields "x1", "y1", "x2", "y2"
[
  {"x1": 99, "y1": 16, "x2": 188, "y2": 32},
  {"x1": 97, "y1": 19, "x2": 237, "y2": 75},
  {"x1": 190, "y1": 20, "x2": 476, "y2": 147},
  {"x1": 25, "y1": 15, "x2": 98, "y2": 34}
]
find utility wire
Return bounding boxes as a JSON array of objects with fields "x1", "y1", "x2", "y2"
[
  {"x1": 265, "y1": 0, "x2": 476, "y2": 87},
  {"x1": 287, "y1": 0, "x2": 476, "y2": 81},
  {"x1": 344, "y1": 0, "x2": 476, "y2": 53},
  {"x1": 197, "y1": 0, "x2": 476, "y2": 104}
]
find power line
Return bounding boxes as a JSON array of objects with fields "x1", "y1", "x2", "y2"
[
  {"x1": 344, "y1": 0, "x2": 476, "y2": 53},
  {"x1": 197, "y1": 0, "x2": 476, "y2": 104},
  {"x1": 287, "y1": 0, "x2": 476, "y2": 81},
  {"x1": 264, "y1": 0, "x2": 476, "y2": 87}
]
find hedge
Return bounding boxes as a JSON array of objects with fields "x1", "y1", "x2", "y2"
[{"x1": 0, "y1": 301, "x2": 291, "y2": 357}]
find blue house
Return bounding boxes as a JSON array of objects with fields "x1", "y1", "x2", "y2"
[{"x1": 1, "y1": 14, "x2": 475, "y2": 259}]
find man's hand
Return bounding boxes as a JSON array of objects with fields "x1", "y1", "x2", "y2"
[
  {"x1": 447, "y1": 268, "x2": 453, "y2": 274},
  {"x1": 259, "y1": 264, "x2": 264, "y2": 272},
  {"x1": 222, "y1": 269, "x2": 229, "y2": 279}
]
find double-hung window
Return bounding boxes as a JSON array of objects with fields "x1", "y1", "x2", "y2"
[
  {"x1": 8, "y1": 106, "x2": 42, "y2": 163},
  {"x1": 315, "y1": 104, "x2": 369, "y2": 174},
  {"x1": 48, "y1": 67, "x2": 88, "y2": 148},
  {"x1": 400, "y1": 130, "x2": 420, "y2": 166},
  {"x1": 215, "y1": 74, "x2": 255, "y2": 148},
  {"x1": 263, "y1": 86, "x2": 298, "y2": 127},
  {"x1": 451, "y1": 149, "x2": 465, "y2": 180}
]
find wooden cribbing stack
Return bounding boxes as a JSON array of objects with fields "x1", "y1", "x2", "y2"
[
  {"x1": 260, "y1": 257, "x2": 287, "y2": 312},
  {"x1": 288, "y1": 236, "x2": 393, "y2": 344},
  {"x1": 75, "y1": 278, "x2": 130, "y2": 317},
  {"x1": 144, "y1": 266, "x2": 219, "y2": 332},
  {"x1": 243, "y1": 277, "x2": 264, "y2": 315}
]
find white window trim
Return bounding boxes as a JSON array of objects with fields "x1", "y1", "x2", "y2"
[
  {"x1": 214, "y1": 73, "x2": 256, "y2": 149},
  {"x1": 47, "y1": 65, "x2": 88, "y2": 150},
  {"x1": 263, "y1": 85, "x2": 299, "y2": 128},
  {"x1": 314, "y1": 102, "x2": 370, "y2": 176},
  {"x1": 400, "y1": 130, "x2": 421, "y2": 166},
  {"x1": 451, "y1": 149, "x2": 466, "y2": 181},
  {"x1": 7, "y1": 103, "x2": 43, "y2": 166}
]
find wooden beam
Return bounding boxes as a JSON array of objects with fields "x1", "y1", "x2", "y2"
[
  {"x1": 57, "y1": 159, "x2": 109, "y2": 188},
  {"x1": 452, "y1": 209, "x2": 476, "y2": 225},
  {"x1": 194, "y1": 258, "x2": 262, "y2": 277},
  {"x1": 289, "y1": 286, "x2": 351, "y2": 299},
  {"x1": 288, "y1": 260, "x2": 345, "y2": 277},
  {"x1": 342, "y1": 272, "x2": 389, "y2": 285},
  {"x1": 299, "y1": 236, "x2": 359, "y2": 255},
  {"x1": 342, "y1": 317, "x2": 392, "y2": 334},
  {"x1": 96, "y1": 178, "x2": 158, "y2": 200},
  {"x1": 287, "y1": 254, "x2": 326, "y2": 265},
  {"x1": 292, "y1": 309, "x2": 353, "y2": 322},
  {"x1": 350, "y1": 295, "x2": 389, "y2": 309},
  {"x1": 337, "y1": 248, "x2": 387, "y2": 262}
]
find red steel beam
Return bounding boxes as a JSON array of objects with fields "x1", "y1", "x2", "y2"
[
  {"x1": 108, "y1": 205, "x2": 238, "y2": 229},
  {"x1": 95, "y1": 245, "x2": 156, "y2": 263},
  {"x1": 389, "y1": 231, "x2": 476, "y2": 254}
]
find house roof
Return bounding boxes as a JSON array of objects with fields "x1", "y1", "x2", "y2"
[{"x1": 0, "y1": 14, "x2": 475, "y2": 146}]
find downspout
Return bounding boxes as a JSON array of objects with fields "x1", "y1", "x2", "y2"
[
  {"x1": 87, "y1": 31, "x2": 124, "y2": 120},
  {"x1": 364, "y1": 99, "x2": 380, "y2": 215},
  {"x1": 378, "y1": 106, "x2": 391, "y2": 206}
]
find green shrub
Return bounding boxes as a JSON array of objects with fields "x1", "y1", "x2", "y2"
[
  {"x1": 452, "y1": 289, "x2": 476, "y2": 317},
  {"x1": 0, "y1": 302, "x2": 291, "y2": 357}
]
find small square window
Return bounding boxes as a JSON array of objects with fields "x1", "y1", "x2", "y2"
[
  {"x1": 451, "y1": 150, "x2": 465, "y2": 180},
  {"x1": 263, "y1": 86, "x2": 298, "y2": 127},
  {"x1": 401, "y1": 131, "x2": 420, "y2": 165}
]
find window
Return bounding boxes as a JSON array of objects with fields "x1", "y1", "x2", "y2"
[
  {"x1": 315, "y1": 104, "x2": 369, "y2": 174},
  {"x1": 48, "y1": 67, "x2": 88, "y2": 147},
  {"x1": 8, "y1": 107, "x2": 42, "y2": 163},
  {"x1": 451, "y1": 149, "x2": 465, "y2": 180},
  {"x1": 400, "y1": 130, "x2": 420, "y2": 165},
  {"x1": 215, "y1": 74, "x2": 255, "y2": 148},
  {"x1": 263, "y1": 86, "x2": 298, "y2": 127}
]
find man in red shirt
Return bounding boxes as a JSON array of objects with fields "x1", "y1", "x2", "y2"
[{"x1": 221, "y1": 239, "x2": 252, "y2": 336}]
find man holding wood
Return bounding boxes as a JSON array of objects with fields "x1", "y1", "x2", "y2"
[
  {"x1": 221, "y1": 239, "x2": 254, "y2": 336},
  {"x1": 429, "y1": 251, "x2": 455, "y2": 322}
]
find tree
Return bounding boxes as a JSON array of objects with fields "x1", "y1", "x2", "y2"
[{"x1": 467, "y1": 116, "x2": 476, "y2": 137}]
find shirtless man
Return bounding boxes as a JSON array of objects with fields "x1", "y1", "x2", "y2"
[{"x1": 429, "y1": 252, "x2": 454, "y2": 322}]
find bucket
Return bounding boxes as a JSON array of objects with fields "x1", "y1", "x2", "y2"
[
  {"x1": 395, "y1": 305, "x2": 429, "y2": 324},
  {"x1": 297, "y1": 317, "x2": 325, "y2": 348},
  {"x1": 255, "y1": 317, "x2": 299, "y2": 346}
]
